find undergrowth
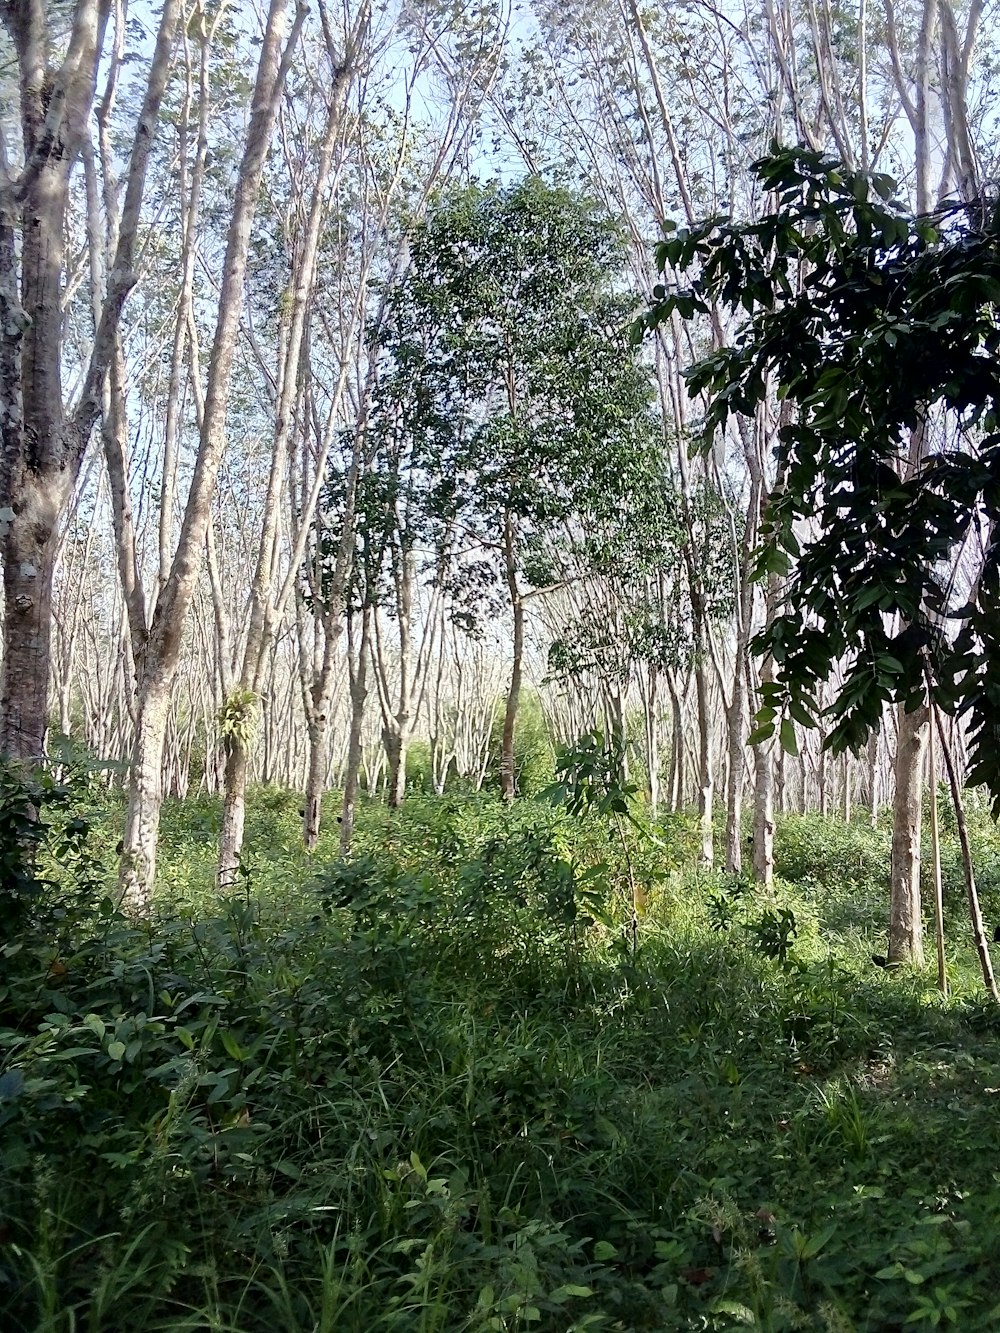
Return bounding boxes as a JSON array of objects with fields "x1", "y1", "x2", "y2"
[{"x1": 2, "y1": 769, "x2": 1000, "y2": 1330}]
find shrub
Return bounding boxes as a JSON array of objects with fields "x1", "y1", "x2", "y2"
[{"x1": 485, "y1": 690, "x2": 556, "y2": 797}]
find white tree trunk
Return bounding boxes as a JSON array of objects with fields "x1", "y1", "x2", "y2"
[{"x1": 119, "y1": 0, "x2": 302, "y2": 907}]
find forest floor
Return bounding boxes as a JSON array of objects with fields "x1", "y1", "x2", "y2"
[{"x1": 3, "y1": 783, "x2": 1000, "y2": 1331}]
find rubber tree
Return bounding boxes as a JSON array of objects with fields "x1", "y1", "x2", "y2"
[
  {"x1": 0, "y1": 0, "x2": 181, "y2": 761},
  {"x1": 117, "y1": 0, "x2": 306, "y2": 907},
  {"x1": 213, "y1": 4, "x2": 374, "y2": 888}
]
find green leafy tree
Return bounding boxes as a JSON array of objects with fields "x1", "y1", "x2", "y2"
[
  {"x1": 639, "y1": 144, "x2": 1000, "y2": 975},
  {"x1": 371, "y1": 177, "x2": 658, "y2": 800},
  {"x1": 639, "y1": 145, "x2": 1000, "y2": 798}
]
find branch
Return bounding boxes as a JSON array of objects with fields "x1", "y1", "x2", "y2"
[{"x1": 73, "y1": 0, "x2": 182, "y2": 450}]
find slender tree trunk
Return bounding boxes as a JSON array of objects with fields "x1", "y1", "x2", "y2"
[
  {"x1": 818, "y1": 738, "x2": 830, "y2": 817},
  {"x1": 1, "y1": 492, "x2": 61, "y2": 758},
  {"x1": 643, "y1": 664, "x2": 660, "y2": 817},
  {"x1": 303, "y1": 715, "x2": 330, "y2": 853},
  {"x1": 1, "y1": 122, "x2": 74, "y2": 761},
  {"x1": 752, "y1": 734, "x2": 775, "y2": 888},
  {"x1": 694, "y1": 648, "x2": 714, "y2": 863},
  {"x1": 377, "y1": 556, "x2": 414, "y2": 809},
  {"x1": 119, "y1": 680, "x2": 172, "y2": 908},
  {"x1": 500, "y1": 514, "x2": 523, "y2": 803},
  {"x1": 218, "y1": 735, "x2": 249, "y2": 888},
  {"x1": 934, "y1": 704, "x2": 998, "y2": 1000},
  {"x1": 723, "y1": 458, "x2": 760, "y2": 873},
  {"x1": 887, "y1": 420, "x2": 933, "y2": 961},
  {"x1": 888, "y1": 702, "x2": 928, "y2": 965},
  {"x1": 927, "y1": 704, "x2": 947, "y2": 995},
  {"x1": 117, "y1": 0, "x2": 301, "y2": 906},
  {"x1": 341, "y1": 608, "x2": 372, "y2": 854},
  {"x1": 776, "y1": 745, "x2": 787, "y2": 814},
  {"x1": 751, "y1": 566, "x2": 780, "y2": 886},
  {"x1": 215, "y1": 24, "x2": 364, "y2": 876},
  {"x1": 666, "y1": 671, "x2": 684, "y2": 812},
  {"x1": 1, "y1": 0, "x2": 181, "y2": 760},
  {"x1": 867, "y1": 714, "x2": 880, "y2": 823},
  {"x1": 386, "y1": 729, "x2": 407, "y2": 807},
  {"x1": 724, "y1": 655, "x2": 748, "y2": 872}
]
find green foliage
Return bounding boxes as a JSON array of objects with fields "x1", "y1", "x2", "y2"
[
  {"x1": 542, "y1": 728, "x2": 638, "y2": 821},
  {"x1": 543, "y1": 477, "x2": 735, "y2": 696},
  {"x1": 640, "y1": 144, "x2": 1000, "y2": 803},
  {"x1": 0, "y1": 758, "x2": 112, "y2": 971},
  {"x1": 369, "y1": 176, "x2": 659, "y2": 626},
  {"x1": 405, "y1": 739, "x2": 435, "y2": 794},
  {"x1": 4, "y1": 791, "x2": 1000, "y2": 1330},
  {"x1": 486, "y1": 691, "x2": 555, "y2": 798},
  {"x1": 218, "y1": 687, "x2": 260, "y2": 748}
]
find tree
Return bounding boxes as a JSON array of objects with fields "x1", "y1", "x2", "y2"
[
  {"x1": 370, "y1": 177, "x2": 657, "y2": 800},
  {"x1": 116, "y1": 0, "x2": 306, "y2": 906},
  {"x1": 0, "y1": 0, "x2": 181, "y2": 760},
  {"x1": 640, "y1": 143, "x2": 1000, "y2": 960},
  {"x1": 213, "y1": 2, "x2": 375, "y2": 888}
]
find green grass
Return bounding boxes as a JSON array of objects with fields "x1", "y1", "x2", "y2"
[{"x1": 3, "y1": 786, "x2": 1000, "y2": 1330}]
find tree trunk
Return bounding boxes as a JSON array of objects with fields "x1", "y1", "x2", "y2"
[
  {"x1": 867, "y1": 726, "x2": 880, "y2": 825},
  {"x1": 818, "y1": 738, "x2": 830, "y2": 817},
  {"x1": 1, "y1": 489, "x2": 61, "y2": 758},
  {"x1": 119, "y1": 680, "x2": 172, "y2": 909},
  {"x1": 341, "y1": 609, "x2": 372, "y2": 854},
  {"x1": 386, "y1": 727, "x2": 408, "y2": 808},
  {"x1": 934, "y1": 704, "x2": 998, "y2": 1000},
  {"x1": 927, "y1": 706, "x2": 947, "y2": 995},
  {"x1": 751, "y1": 569, "x2": 780, "y2": 886},
  {"x1": 888, "y1": 702, "x2": 928, "y2": 965},
  {"x1": 217, "y1": 735, "x2": 249, "y2": 888},
  {"x1": 1, "y1": 0, "x2": 181, "y2": 761},
  {"x1": 643, "y1": 664, "x2": 660, "y2": 817},
  {"x1": 500, "y1": 515, "x2": 523, "y2": 804},
  {"x1": 723, "y1": 656, "x2": 747, "y2": 873},
  {"x1": 303, "y1": 715, "x2": 329, "y2": 854},
  {"x1": 116, "y1": 0, "x2": 301, "y2": 908},
  {"x1": 752, "y1": 736, "x2": 775, "y2": 888},
  {"x1": 776, "y1": 745, "x2": 787, "y2": 813},
  {"x1": 694, "y1": 652, "x2": 714, "y2": 863},
  {"x1": 666, "y1": 670, "x2": 684, "y2": 812}
]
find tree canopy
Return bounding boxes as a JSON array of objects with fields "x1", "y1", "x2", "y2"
[{"x1": 370, "y1": 176, "x2": 658, "y2": 615}]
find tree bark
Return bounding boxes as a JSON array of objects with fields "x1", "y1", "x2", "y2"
[
  {"x1": 888, "y1": 702, "x2": 928, "y2": 965},
  {"x1": 218, "y1": 734, "x2": 249, "y2": 889},
  {"x1": 934, "y1": 703, "x2": 997, "y2": 1000},
  {"x1": 666, "y1": 669, "x2": 685, "y2": 812},
  {"x1": 752, "y1": 732, "x2": 776, "y2": 888},
  {"x1": 867, "y1": 725, "x2": 881, "y2": 825},
  {"x1": 693, "y1": 645, "x2": 714, "y2": 864},
  {"x1": 642, "y1": 663, "x2": 660, "y2": 817},
  {"x1": 303, "y1": 715, "x2": 330, "y2": 854},
  {"x1": 386, "y1": 729, "x2": 407, "y2": 808},
  {"x1": 927, "y1": 704, "x2": 947, "y2": 995},
  {"x1": 1, "y1": 482, "x2": 61, "y2": 758},
  {"x1": 0, "y1": 0, "x2": 181, "y2": 759},
  {"x1": 500, "y1": 512, "x2": 523, "y2": 803},
  {"x1": 341, "y1": 607, "x2": 372, "y2": 854},
  {"x1": 119, "y1": 679, "x2": 171, "y2": 909}
]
